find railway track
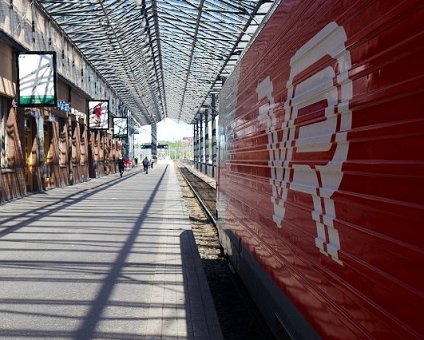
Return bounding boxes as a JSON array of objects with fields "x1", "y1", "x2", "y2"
[
  {"x1": 178, "y1": 165, "x2": 217, "y2": 224},
  {"x1": 175, "y1": 162, "x2": 276, "y2": 340}
]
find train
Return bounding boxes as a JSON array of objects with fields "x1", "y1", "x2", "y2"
[{"x1": 216, "y1": 0, "x2": 424, "y2": 338}]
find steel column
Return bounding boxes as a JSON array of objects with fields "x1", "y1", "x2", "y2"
[
  {"x1": 211, "y1": 94, "x2": 217, "y2": 177},
  {"x1": 204, "y1": 109, "x2": 209, "y2": 165},
  {"x1": 193, "y1": 122, "x2": 196, "y2": 163},
  {"x1": 199, "y1": 111, "x2": 204, "y2": 167},
  {"x1": 194, "y1": 119, "x2": 199, "y2": 167},
  {"x1": 151, "y1": 122, "x2": 157, "y2": 160}
]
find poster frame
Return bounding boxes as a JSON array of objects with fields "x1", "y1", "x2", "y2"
[
  {"x1": 113, "y1": 116, "x2": 129, "y2": 138},
  {"x1": 16, "y1": 51, "x2": 58, "y2": 107},
  {"x1": 87, "y1": 99, "x2": 110, "y2": 130}
]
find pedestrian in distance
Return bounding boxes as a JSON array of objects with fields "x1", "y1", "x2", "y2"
[
  {"x1": 117, "y1": 155, "x2": 125, "y2": 177},
  {"x1": 125, "y1": 157, "x2": 131, "y2": 170},
  {"x1": 143, "y1": 156, "x2": 150, "y2": 174}
]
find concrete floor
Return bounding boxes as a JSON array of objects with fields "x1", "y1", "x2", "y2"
[{"x1": 0, "y1": 160, "x2": 223, "y2": 340}]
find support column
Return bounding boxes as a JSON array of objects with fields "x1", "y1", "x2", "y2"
[
  {"x1": 211, "y1": 94, "x2": 217, "y2": 178},
  {"x1": 193, "y1": 122, "x2": 197, "y2": 165},
  {"x1": 68, "y1": 115, "x2": 73, "y2": 185},
  {"x1": 30, "y1": 0, "x2": 35, "y2": 46},
  {"x1": 32, "y1": 110, "x2": 46, "y2": 191},
  {"x1": 151, "y1": 122, "x2": 157, "y2": 161},
  {"x1": 199, "y1": 111, "x2": 204, "y2": 172},
  {"x1": 9, "y1": 0, "x2": 14, "y2": 35},
  {"x1": 204, "y1": 109, "x2": 209, "y2": 167},
  {"x1": 195, "y1": 119, "x2": 200, "y2": 169}
]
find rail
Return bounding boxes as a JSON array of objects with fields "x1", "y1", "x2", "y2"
[{"x1": 177, "y1": 162, "x2": 217, "y2": 226}]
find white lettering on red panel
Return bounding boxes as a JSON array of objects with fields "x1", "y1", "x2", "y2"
[{"x1": 257, "y1": 22, "x2": 353, "y2": 265}]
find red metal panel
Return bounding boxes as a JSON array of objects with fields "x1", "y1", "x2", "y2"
[{"x1": 217, "y1": 0, "x2": 424, "y2": 338}]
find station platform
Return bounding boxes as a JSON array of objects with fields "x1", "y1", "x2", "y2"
[{"x1": 0, "y1": 160, "x2": 223, "y2": 339}]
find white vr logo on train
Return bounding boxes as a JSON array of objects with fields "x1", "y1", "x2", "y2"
[{"x1": 257, "y1": 22, "x2": 353, "y2": 265}]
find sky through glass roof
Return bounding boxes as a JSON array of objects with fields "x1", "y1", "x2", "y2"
[{"x1": 37, "y1": 0, "x2": 277, "y2": 126}]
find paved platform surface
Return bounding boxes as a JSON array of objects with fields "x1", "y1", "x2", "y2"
[{"x1": 0, "y1": 160, "x2": 223, "y2": 340}]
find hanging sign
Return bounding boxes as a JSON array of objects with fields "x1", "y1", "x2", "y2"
[
  {"x1": 113, "y1": 117, "x2": 128, "y2": 138},
  {"x1": 16, "y1": 52, "x2": 57, "y2": 107},
  {"x1": 88, "y1": 100, "x2": 109, "y2": 130}
]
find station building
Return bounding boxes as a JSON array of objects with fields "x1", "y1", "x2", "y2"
[{"x1": 0, "y1": 0, "x2": 128, "y2": 203}]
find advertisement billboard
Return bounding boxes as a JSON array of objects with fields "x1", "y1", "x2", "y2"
[
  {"x1": 16, "y1": 52, "x2": 57, "y2": 107},
  {"x1": 88, "y1": 100, "x2": 109, "y2": 130},
  {"x1": 113, "y1": 117, "x2": 128, "y2": 138}
]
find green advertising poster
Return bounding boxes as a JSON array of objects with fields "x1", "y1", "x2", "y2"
[
  {"x1": 17, "y1": 52, "x2": 57, "y2": 107},
  {"x1": 113, "y1": 117, "x2": 128, "y2": 138}
]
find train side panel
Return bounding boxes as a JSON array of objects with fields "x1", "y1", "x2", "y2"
[{"x1": 217, "y1": 0, "x2": 424, "y2": 338}]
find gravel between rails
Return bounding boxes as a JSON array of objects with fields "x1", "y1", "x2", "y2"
[{"x1": 175, "y1": 163, "x2": 276, "y2": 340}]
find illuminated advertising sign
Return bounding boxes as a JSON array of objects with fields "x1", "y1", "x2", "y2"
[
  {"x1": 17, "y1": 52, "x2": 57, "y2": 107},
  {"x1": 88, "y1": 100, "x2": 109, "y2": 130},
  {"x1": 113, "y1": 117, "x2": 128, "y2": 138}
]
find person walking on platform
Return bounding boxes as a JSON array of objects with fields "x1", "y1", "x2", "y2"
[
  {"x1": 143, "y1": 156, "x2": 150, "y2": 174},
  {"x1": 125, "y1": 157, "x2": 131, "y2": 170},
  {"x1": 117, "y1": 155, "x2": 125, "y2": 177}
]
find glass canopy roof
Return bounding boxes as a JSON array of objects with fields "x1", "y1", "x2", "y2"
[{"x1": 37, "y1": 0, "x2": 277, "y2": 126}]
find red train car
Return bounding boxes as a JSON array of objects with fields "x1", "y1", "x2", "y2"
[{"x1": 216, "y1": 0, "x2": 424, "y2": 338}]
